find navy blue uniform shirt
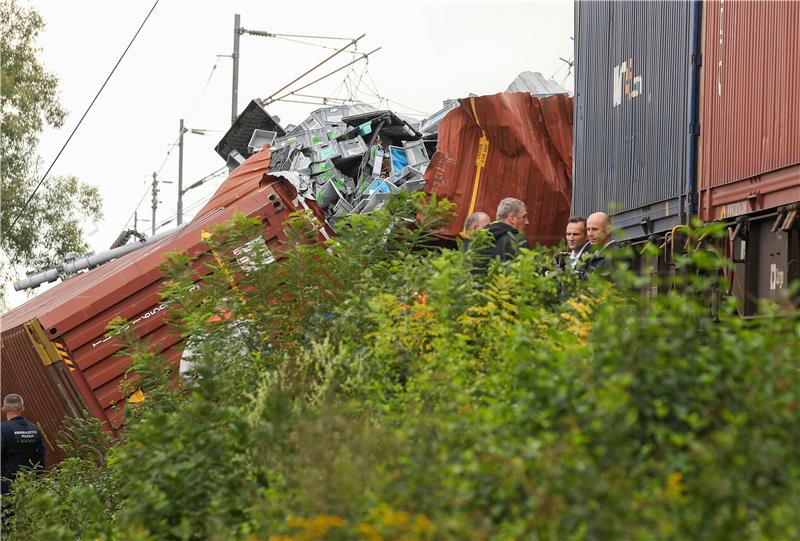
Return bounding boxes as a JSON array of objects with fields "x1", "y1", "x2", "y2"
[{"x1": 1, "y1": 416, "x2": 45, "y2": 494}]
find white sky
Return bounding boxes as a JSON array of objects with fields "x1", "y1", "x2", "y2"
[{"x1": 7, "y1": 0, "x2": 574, "y2": 309}]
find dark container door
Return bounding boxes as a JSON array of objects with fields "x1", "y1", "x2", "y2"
[{"x1": 573, "y1": 0, "x2": 702, "y2": 240}]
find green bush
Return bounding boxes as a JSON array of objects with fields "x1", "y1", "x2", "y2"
[{"x1": 4, "y1": 193, "x2": 798, "y2": 541}]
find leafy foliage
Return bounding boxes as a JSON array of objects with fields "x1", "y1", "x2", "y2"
[
  {"x1": 4, "y1": 193, "x2": 798, "y2": 541},
  {"x1": 0, "y1": 0, "x2": 102, "y2": 308}
]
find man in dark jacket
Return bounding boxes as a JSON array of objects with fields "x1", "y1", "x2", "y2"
[
  {"x1": 1, "y1": 394, "x2": 45, "y2": 497},
  {"x1": 485, "y1": 197, "x2": 530, "y2": 261},
  {"x1": 583, "y1": 212, "x2": 617, "y2": 274}
]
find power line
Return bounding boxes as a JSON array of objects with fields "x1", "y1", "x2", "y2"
[
  {"x1": 7, "y1": 0, "x2": 159, "y2": 238},
  {"x1": 263, "y1": 34, "x2": 366, "y2": 103},
  {"x1": 273, "y1": 34, "x2": 370, "y2": 54},
  {"x1": 120, "y1": 61, "x2": 220, "y2": 232},
  {"x1": 153, "y1": 166, "x2": 228, "y2": 231},
  {"x1": 349, "y1": 61, "x2": 370, "y2": 101},
  {"x1": 266, "y1": 47, "x2": 380, "y2": 106}
]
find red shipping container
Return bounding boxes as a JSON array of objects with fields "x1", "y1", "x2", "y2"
[
  {"x1": 0, "y1": 146, "x2": 328, "y2": 460},
  {"x1": 698, "y1": 0, "x2": 800, "y2": 220}
]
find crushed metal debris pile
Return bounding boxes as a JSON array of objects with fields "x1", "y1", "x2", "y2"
[
  {"x1": 216, "y1": 100, "x2": 461, "y2": 228},
  {"x1": 211, "y1": 71, "x2": 571, "y2": 234}
]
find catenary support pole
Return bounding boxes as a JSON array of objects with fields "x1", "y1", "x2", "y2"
[
  {"x1": 151, "y1": 172, "x2": 158, "y2": 235},
  {"x1": 231, "y1": 14, "x2": 241, "y2": 126},
  {"x1": 178, "y1": 118, "x2": 184, "y2": 225}
]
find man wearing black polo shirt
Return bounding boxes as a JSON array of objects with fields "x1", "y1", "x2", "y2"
[{"x1": 1, "y1": 394, "x2": 45, "y2": 499}]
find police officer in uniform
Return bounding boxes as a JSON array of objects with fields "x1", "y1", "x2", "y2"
[{"x1": 1, "y1": 394, "x2": 45, "y2": 498}]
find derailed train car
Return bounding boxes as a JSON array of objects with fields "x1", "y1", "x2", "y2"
[
  {"x1": 1, "y1": 89, "x2": 573, "y2": 462},
  {"x1": 0, "y1": 147, "x2": 329, "y2": 462},
  {"x1": 572, "y1": 0, "x2": 800, "y2": 314}
]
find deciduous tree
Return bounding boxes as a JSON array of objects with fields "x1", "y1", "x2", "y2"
[{"x1": 1, "y1": 0, "x2": 102, "y2": 308}]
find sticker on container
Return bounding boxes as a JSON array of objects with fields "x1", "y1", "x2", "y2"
[{"x1": 234, "y1": 236, "x2": 276, "y2": 271}]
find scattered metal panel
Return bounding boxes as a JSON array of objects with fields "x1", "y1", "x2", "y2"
[
  {"x1": 698, "y1": 0, "x2": 800, "y2": 220},
  {"x1": 215, "y1": 98, "x2": 286, "y2": 161},
  {"x1": 418, "y1": 100, "x2": 460, "y2": 135},
  {"x1": 572, "y1": 0, "x2": 700, "y2": 239},
  {"x1": 506, "y1": 71, "x2": 568, "y2": 96},
  {"x1": 424, "y1": 92, "x2": 573, "y2": 245}
]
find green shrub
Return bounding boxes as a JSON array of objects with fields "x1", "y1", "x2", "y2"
[{"x1": 4, "y1": 194, "x2": 798, "y2": 540}]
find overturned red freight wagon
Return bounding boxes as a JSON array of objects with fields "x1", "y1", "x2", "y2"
[{"x1": 0, "y1": 147, "x2": 329, "y2": 463}]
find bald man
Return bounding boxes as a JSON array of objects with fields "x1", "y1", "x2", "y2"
[
  {"x1": 462, "y1": 211, "x2": 492, "y2": 253},
  {"x1": 584, "y1": 212, "x2": 616, "y2": 274},
  {"x1": 586, "y1": 212, "x2": 612, "y2": 248},
  {"x1": 464, "y1": 211, "x2": 491, "y2": 234}
]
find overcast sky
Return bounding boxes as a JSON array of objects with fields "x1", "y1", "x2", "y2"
[{"x1": 7, "y1": 0, "x2": 574, "y2": 309}]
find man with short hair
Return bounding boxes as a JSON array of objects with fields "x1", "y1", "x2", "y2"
[
  {"x1": 584, "y1": 212, "x2": 616, "y2": 273},
  {"x1": 1, "y1": 394, "x2": 45, "y2": 498},
  {"x1": 563, "y1": 216, "x2": 589, "y2": 268},
  {"x1": 484, "y1": 197, "x2": 530, "y2": 262}
]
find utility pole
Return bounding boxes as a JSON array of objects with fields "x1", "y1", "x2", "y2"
[
  {"x1": 150, "y1": 172, "x2": 158, "y2": 235},
  {"x1": 231, "y1": 14, "x2": 241, "y2": 126},
  {"x1": 178, "y1": 118, "x2": 185, "y2": 225}
]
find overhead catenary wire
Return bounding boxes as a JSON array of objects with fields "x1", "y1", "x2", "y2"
[
  {"x1": 120, "y1": 61, "x2": 221, "y2": 232},
  {"x1": 262, "y1": 34, "x2": 366, "y2": 103},
  {"x1": 273, "y1": 34, "x2": 369, "y2": 54},
  {"x1": 266, "y1": 47, "x2": 381, "y2": 106},
  {"x1": 348, "y1": 61, "x2": 370, "y2": 101},
  {"x1": 331, "y1": 54, "x2": 357, "y2": 102},
  {"x1": 242, "y1": 29, "x2": 355, "y2": 41},
  {"x1": 152, "y1": 166, "x2": 228, "y2": 231},
  {"x1": 6, "y1": 0, "x2": 160, "y2": 238}
]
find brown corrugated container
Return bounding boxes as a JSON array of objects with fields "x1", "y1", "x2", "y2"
[
  {"x1": 0, "y1": 323, "x2": 86, "y2": 464},
  {"x1": 1, "y1": 147, "x2": 329, "y2": 460},
  {"x1": 698, "y1": 0, "x2": 800, "y2": 220},
  {"x1": 425, "y1": 92, "x2": 573, "y2": 245}
]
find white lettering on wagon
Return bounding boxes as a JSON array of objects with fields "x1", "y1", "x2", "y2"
[
  {"x1": 723, "y1": 201, "x2": 750, "y2": 218},
  {"x1": 613, "y1": 58, "x2": 643, "y2": 107},
  {"x1": 770, "y1": 264, "x2": 784, "y2": 291},
  {"x1": 91, "y1": 303, "x2": 168, "y2": 348},
  {"x1": 89, "y1": 283, "x2": 199, "y2": 349}
]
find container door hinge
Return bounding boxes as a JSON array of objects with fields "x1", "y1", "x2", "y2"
[
  {"x1": 692, "y1": 53, "x2": 703, "y2": 67},
  {"x1": 688, "y1": 193, "x2": 699, "y2": 213}
]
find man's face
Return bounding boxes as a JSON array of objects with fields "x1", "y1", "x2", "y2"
[
  {"x1": 508, "y1": 208, "x2": 529, "y2": 231},
  {"x1": 565, "y1": 222, "x2": 587, "y2": 250},
  {"x1": 586, "y1": 216, "x2": 610, "y2": 246}
]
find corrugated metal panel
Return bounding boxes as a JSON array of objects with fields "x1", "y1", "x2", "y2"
[
  {"x1": 0, "y1": 325, "x2": 87, "y2": 464},
  {"x1": 573, "y1": 0, "x2": 701, "y2": 239},
  {"x1": 698, "y1": 0, "x2": 800, "y2": 220},
  {"x1": 1, "y1": 175, "x2": 327, "y2": 451},
  {"x1": 424, "y1": 92, "x2": 573, "y2": 245}
]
